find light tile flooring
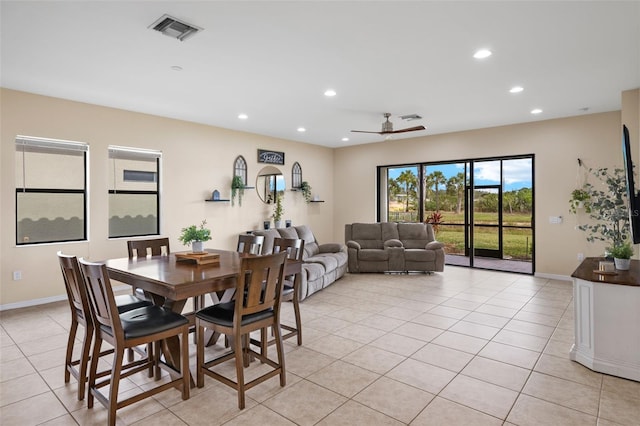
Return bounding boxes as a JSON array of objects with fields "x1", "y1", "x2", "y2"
[{"x1": 2, "y1": 267, "x2": 640, "y2": 425}]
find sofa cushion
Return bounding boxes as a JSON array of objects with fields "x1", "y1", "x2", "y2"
[
  {"x1": 404, "y1": 248, "x2": 436, "y2": 262},
  {"x1": 358, "y1": 249, "x2": 389, "y2": 261},
  {"x1": 398, "y1": 223, "x2": 431, "y2": 249},
  {"x1": 351, "y1": 223, "x2": 384, "y2": 249},
  {"x1": 381, "y1": 222, "x2": 400, "y2": 241},
  {"x1": 306, "y1": 254, "x2": 338, "y2": 271},
  {"x1": 294, "y1": 225, "x2": 320, "y2": 258},
  {"x1": 277, "y1": 227, "x2": 299, "y2": 240},
  {"x1": 252, "y1": 228, "x2": 280, "y2": 254}
]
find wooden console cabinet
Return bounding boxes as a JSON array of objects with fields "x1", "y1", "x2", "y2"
[{"x1": 570, "y1": 257, "x2": 640, "y2": 382}]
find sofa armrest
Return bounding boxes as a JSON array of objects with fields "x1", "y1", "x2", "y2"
[
  {"x1": 384, "y1": 239, "x2": 403, "y2": 248},
  {"x1": 426, "y1": 241, "x2": 445, "y2": 250},
  {"x1": 320, "y1": 243, "x2": 346, "y2": 253},
  {"x1": 346, "y1": 240, "x2": 361, "y2": 250}
]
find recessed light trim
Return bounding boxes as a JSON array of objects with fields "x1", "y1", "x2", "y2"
[
  {"x1": 531, "y1": 108, "x2": 543, "y2": 114},
  {"x1": 341, "y1": 137, "x2": 349, "y2": 142},
  {"x1": 170, "y1": 65, "x2": 183, "y2": 71},
  {"x1": 297, "y1": 127, "x2": 306, "y2": 132},
  {"x1": 509, "y1": 86, "x2": 524, "y2": 93},
  {"x1": 473, "y1": 49, "x2": 492, "y2": 59},
  {"x1": 238, "y1": 113, "x2": 248, "y2": 120},
  {"x1": 324, "y1": 89, "x2": 337, "y2": 97}
]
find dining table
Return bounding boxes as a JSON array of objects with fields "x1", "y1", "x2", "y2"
[{"x1": 105, "y1": 248, "x2": 301, "y2": 384}]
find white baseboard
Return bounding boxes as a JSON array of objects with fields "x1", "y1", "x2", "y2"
[
  {"x1": 534, "y1": 272, "x2": 572, "y2": 281},
  {"x1": 0, "y1": 285, "x2": 131, "y2": 312}
]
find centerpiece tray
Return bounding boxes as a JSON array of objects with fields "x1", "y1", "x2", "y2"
[{"x1": 175, "y1": 252, "x2": 220, "y2": 265}]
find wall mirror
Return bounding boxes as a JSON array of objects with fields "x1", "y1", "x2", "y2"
[{"x1": 256, "y1": 166, "x2": 285, "y2": 204}]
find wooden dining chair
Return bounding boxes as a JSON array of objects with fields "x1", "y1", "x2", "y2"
[
  {"x1": 236, "y1": 234, "x2": 265, "y2": 255},
  {"x1": 272, "y1": 237, "x2": 304, "y2": 346},
  {"x1": 79, "y1": 258, "x2": 190, "y2": 426},
  {"x1": 127, "y1": 238, "x2": 170, "y2": 299},
  {"x1": 58, "y1": 251, "x2": 153, "y2": 400},
  {"x1": 196, "y1": 251, "x2": 288, "y2": 409}
]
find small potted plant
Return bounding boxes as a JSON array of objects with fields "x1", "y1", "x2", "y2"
[
  {"x1": 609, "y1": 241, "x2": 633, "y2": 270},
  {"x1": 569, "y1": 188, "x2": 591, "y2": 214},
  {"x1": 273, "y1": 194, "x2": 284, "y2": 228},
  {"x1": 178, "y1": 220, "x2": 211, "y2": 253},
  {"x1": 299, "y1": 181, "x2": 312, "y2": 203},
  {"x1": 231, "y1": 175, "x2": 245, "y2": 206}
]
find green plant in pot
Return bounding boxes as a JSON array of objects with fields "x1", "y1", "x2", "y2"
[
  {"x1": 569, "y1": 188, "x2": 591, "y2": 214},
  {"x1": 577, "y1": 167, "x2": 630, "y2": 250},
  {"x1": 231, "y1": 175, "x2": 245, "y2": 206},
  {"x1": 178, "y1": 220, "x2": 211, "y2": 253},
  {"x1": 299, "y1": 181, "x2": 312, "y2": 203},
  {"x1": 272, "y1": 193, "x2": 284, "y2": 228},
  {"x1": 609, "y1": 241, "x2": 633, "y2": 270}
]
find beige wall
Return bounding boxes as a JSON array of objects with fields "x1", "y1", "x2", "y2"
[
  {"x1": 1, "y1": 89, "x2": 334, "y2": 306},
  {"x1": 2, "y1": 87, "x2": 638, "y2": 306},
  {"x1": 333, "y1": 112, "x2": 625, "y2": 277}
]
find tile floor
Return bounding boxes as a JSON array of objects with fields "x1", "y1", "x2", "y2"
[{"x1": 1, "y1": 267, "x2": 639, "y2": 425}]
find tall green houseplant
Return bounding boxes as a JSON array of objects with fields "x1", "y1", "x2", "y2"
[
  {"x1": 577, "y1": 167, "x2": 630, "y2": 249},
  {"x1": 272, "y1": 193, "x2": 283, "y2": 226}
]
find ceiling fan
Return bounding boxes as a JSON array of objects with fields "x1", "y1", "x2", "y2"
[{"x1": 351, "y1": 113, "x2": 426, "y2": 135}]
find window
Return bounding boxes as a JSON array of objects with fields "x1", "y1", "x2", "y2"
[
  {"x1": 15, "y1": 136, "x2": 88, "y2": 245},
  {"x1": 108, "y1": 146, "x2": 161, "y2": 238}
]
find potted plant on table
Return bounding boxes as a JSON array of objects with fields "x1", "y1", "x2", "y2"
[
  {"x1": 609, "y1": 241, "x2": 633, "y2": 270},
  {"x1": 178, "y1": 220, "x2": 211, "y2": 253}
]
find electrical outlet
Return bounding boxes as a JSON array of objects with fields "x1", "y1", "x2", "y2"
[
  {"x1": 577, "y1": 253, "x2": 584, "y2": 261},
  {"x1": 12, "y1": 270, "x2": 22, "y2": 281}
]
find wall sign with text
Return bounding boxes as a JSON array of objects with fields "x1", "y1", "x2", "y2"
[{"x1": 258, "y1": 149, "x2": 285, "y2": 165}]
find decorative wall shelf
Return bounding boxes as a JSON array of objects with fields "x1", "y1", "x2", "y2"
[
  {"x1": 205, "y1": 199, "x2": 230, "y2": 202},
  {"x1": 310, "y1": 200, "x2": 325, "y2": 203}
]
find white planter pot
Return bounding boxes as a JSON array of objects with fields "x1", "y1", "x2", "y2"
[
  {"x1": 614, "y1": 258, "x2": 630, "y2": 271},
  {"x1": 274, "y1": 220, "x2": 283, "y2": 229},
  {"x1": 192, "y1": 241, "x2": 204, "y2": 253}
]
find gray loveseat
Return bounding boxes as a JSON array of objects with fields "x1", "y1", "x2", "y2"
[
  {"x1": 345, "y1": 222, "x2": 445, "y2": 273},
  {"x1": 253, "y1": 225, "x2": 347, "y2": 301}
]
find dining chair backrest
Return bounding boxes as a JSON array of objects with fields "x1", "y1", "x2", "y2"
[
  {"x1": 58, "y1": 251, "x2": 92, "y2": 323},
  {"x1": 127, "y1": 238, "x2": 170, "y2": 258},
  {"x1": 236, "y1": 251, "x2": 287, "y2": 317},
  {"x1": 237, "y1": 234, "x2": 265, "y2": 255},
  {"x1": 78, "y1": 259, "x2": 123, "y2": 338},
  {"x1": 272, "y1": 237, "x2": 305, "y2": 262}
]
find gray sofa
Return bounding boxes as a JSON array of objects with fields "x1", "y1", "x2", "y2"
[
  {"x1": 253, "y1": 225, "x2": 347, "y2": 301},
  {"x1": 345, "y1": 222, "x2": 445, "y2": 273}
]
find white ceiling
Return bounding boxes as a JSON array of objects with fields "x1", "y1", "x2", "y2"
[{"x1": 1, "y1": 1, "x2": 639, "y2": 148}]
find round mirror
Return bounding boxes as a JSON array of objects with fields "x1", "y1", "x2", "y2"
[{"x1": 256, "y1": 166, "x2": 286, "y2": 204}]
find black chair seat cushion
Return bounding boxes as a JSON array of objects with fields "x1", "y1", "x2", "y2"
[
  {"x1": 115, "y1": 294, "x2": 153, "y2": 314},
  {"x1": 101, "y1": 306, "x2": 188, "y2": 339},
  {"x1": 196, "y1": 302, "x2": 273, "y2": 327}
]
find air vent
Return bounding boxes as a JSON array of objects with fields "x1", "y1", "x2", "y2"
[
  {"x1": 400, "y1": 114, "x2": 423, "y2": 121},
  {"x1": 149, "y1": 14, "x2": 202, "y2": 41}
]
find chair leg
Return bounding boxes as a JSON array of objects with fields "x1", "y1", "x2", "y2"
[
  {"x1": 77, "y1": 323, "x2": 93, "y2": 400},
  {"x1": 292, "y1": 296, "x2": 302, "y2": 346},
  {"x1": 64, "y1": 320, "x2": 78, "y2": 384},
  {"x1": 233, "y1": 333, "x2": 246, "y2": 409},
  {"x1": 107, "y1": 349, "x2": 124, "y2": 426},
  {"x1": 273, "y1": 321, "x2": 286, "y2": 387},
  {"x1": 180, "y1": 330, "x2": 190, "y2": 400},
  {"x1": 87, "y1": 335, "x2": 103, "y2": 409},
  {"x1": 196, "y1": 324, "x2": 204, "y2": 388}
]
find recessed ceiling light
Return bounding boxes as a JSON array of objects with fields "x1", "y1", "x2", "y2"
[
  {"x1": 238, "y1": 113, "x2": 248, "y2": 120},
  {"x1": 531, "y1": 108, "x2": 543, "y2": 114},
  {"x1": 324, "y1": 89, "x2": 337, "y2": 97},
  {"x1": 509, "y1": 86, "x2": 524, "y2": 93},
  {"x1": 341, "y1": 137, "x2": 349, "y2": 142},
  {"x1": 473, "y1": 49, "x2": 492, "y2": 59},
  {"x1": 297, "y1": 127, "x2": 306, "y2": 132},
  {"x1": 170, "y1": 65, "x2": 183, "y2": 71}
]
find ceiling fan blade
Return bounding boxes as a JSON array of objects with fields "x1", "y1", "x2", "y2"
[
  {"x1": 350, "y1": 130, "x2": 384, "y2": 134},
  {"x1": 386, "y1": 125, "x2": 426, "y2": 134}
]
